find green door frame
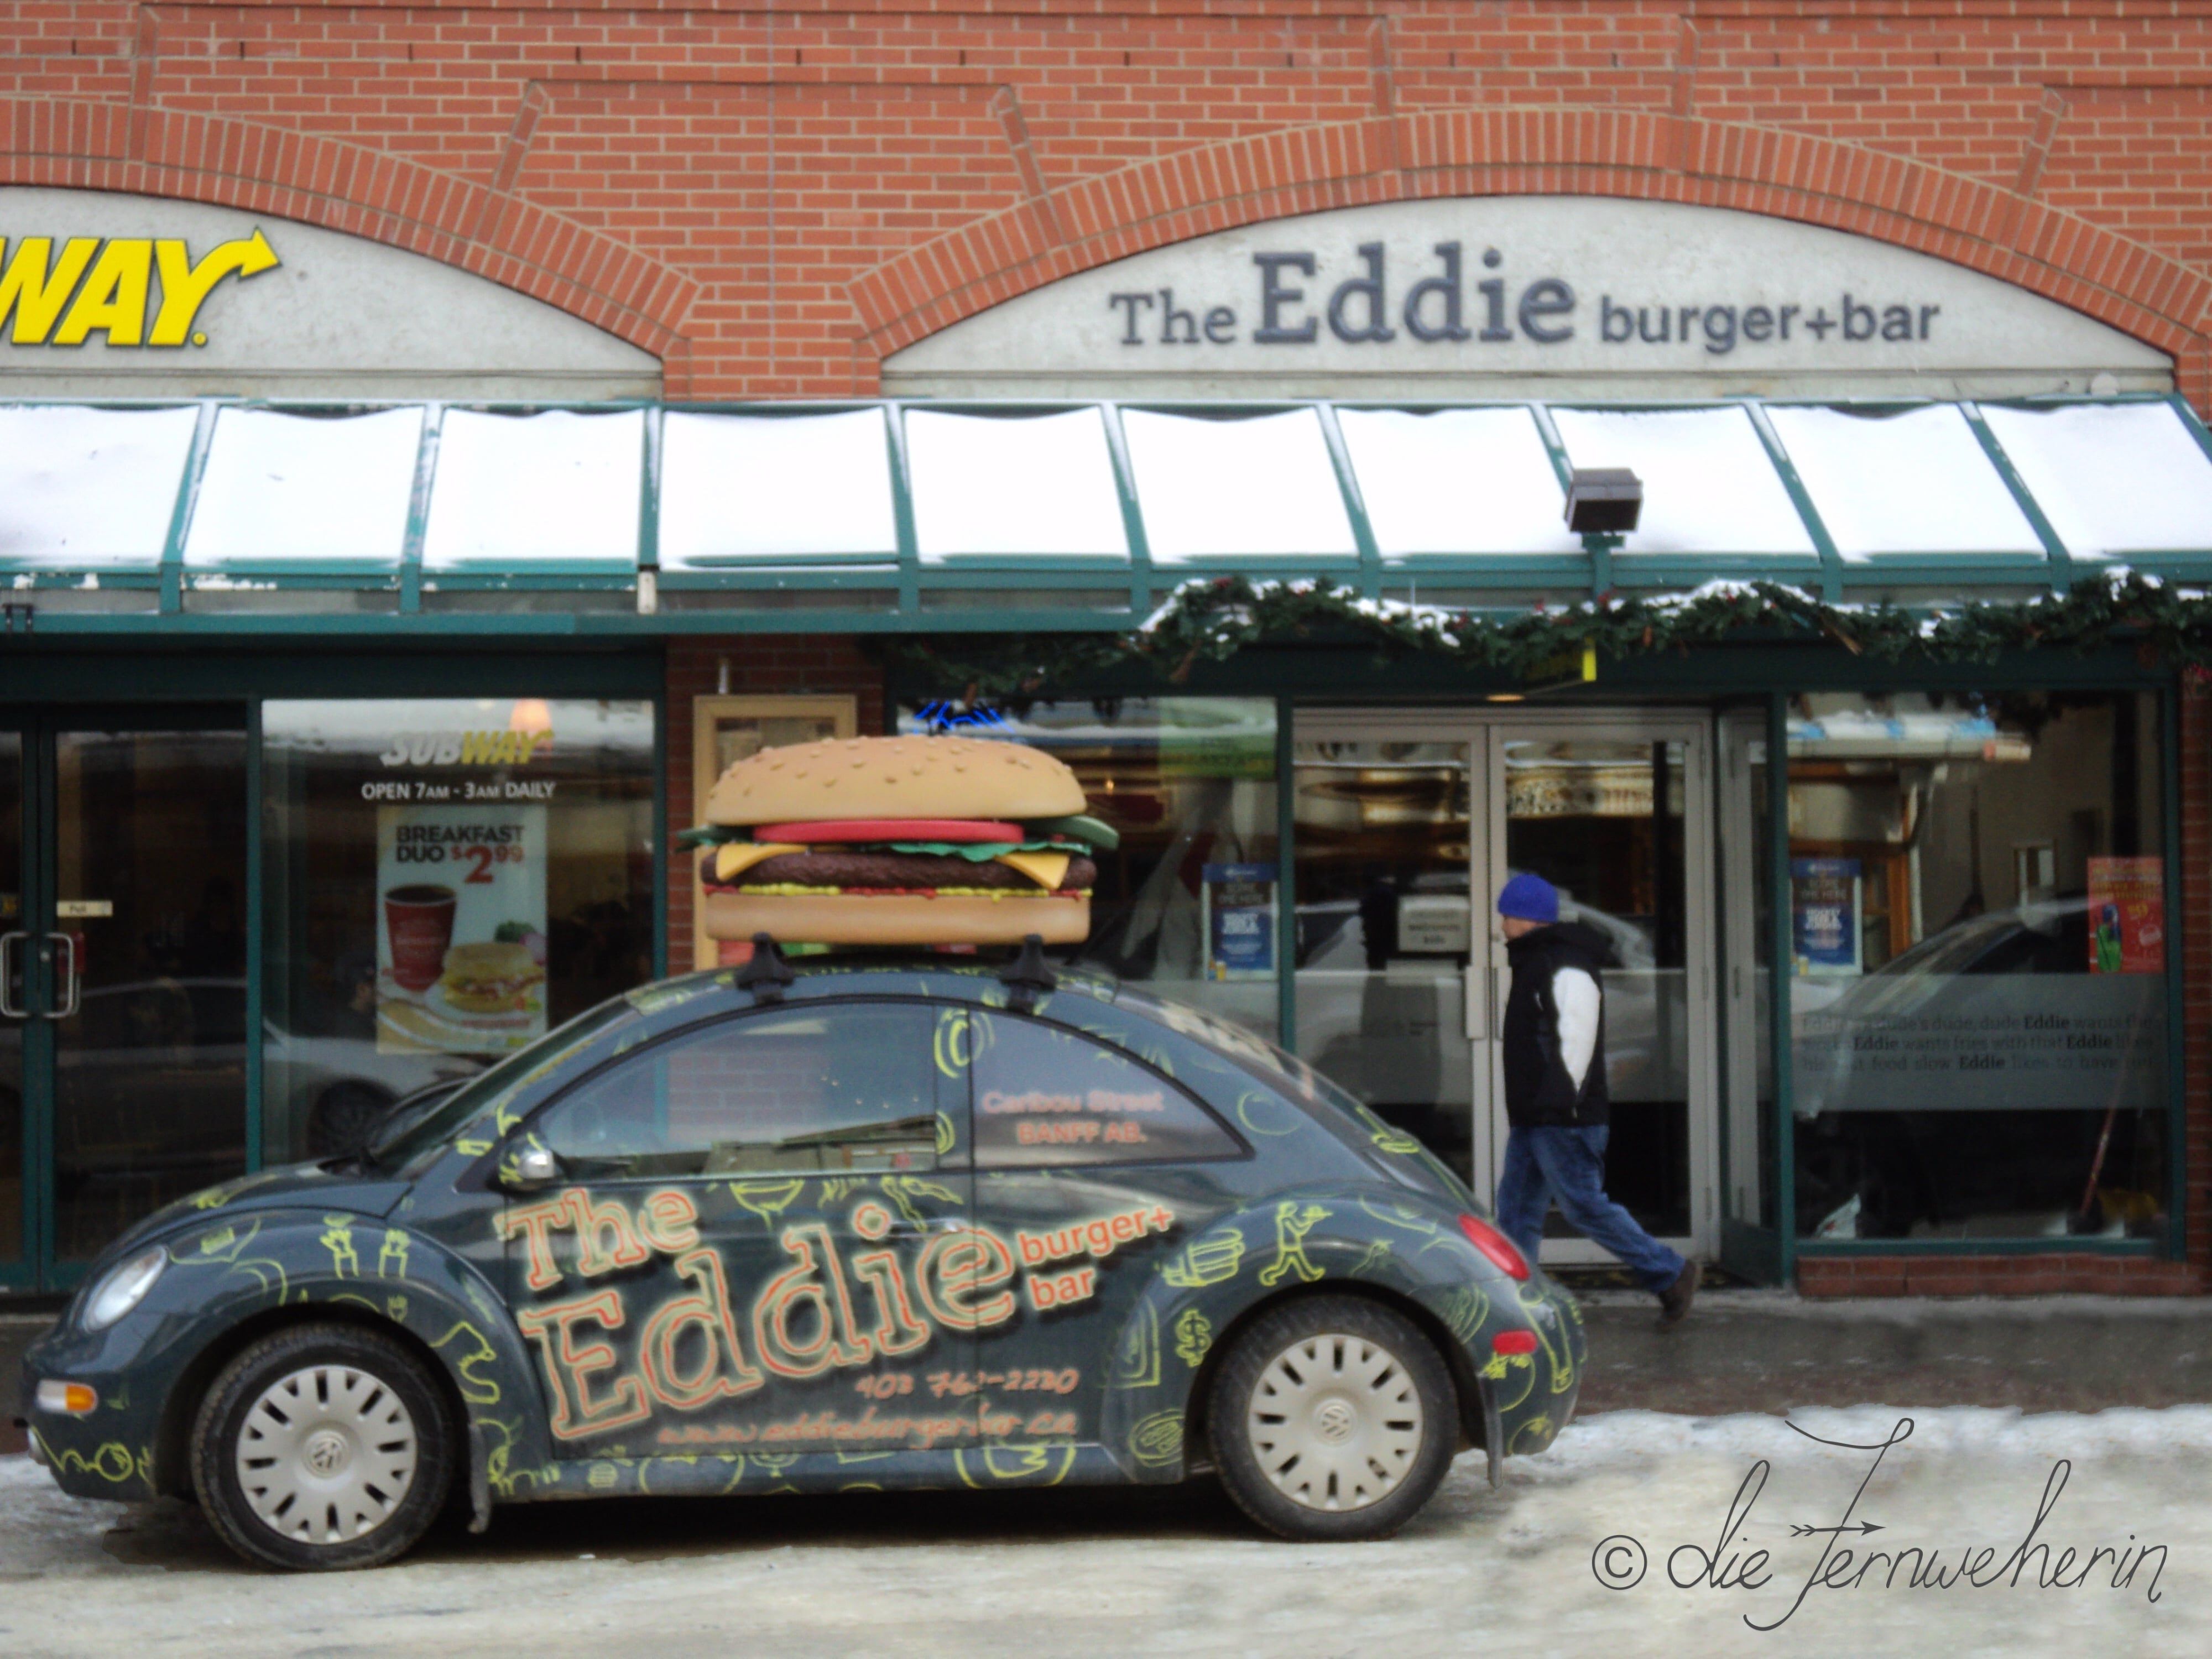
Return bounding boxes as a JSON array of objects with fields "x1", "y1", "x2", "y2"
[
  {"x1": 1, "y1": 703, "x2": 251, "y2": 1292},
  {"x1": 0, "y1": 714, "x2": 49, "y2": 1292}
]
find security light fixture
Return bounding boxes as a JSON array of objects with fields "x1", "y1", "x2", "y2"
[{"x1": 1564, "y1": 467, "x2": 1643, "y2": 535}]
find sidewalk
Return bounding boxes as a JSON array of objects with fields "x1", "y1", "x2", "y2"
[{"x1": 1573, "y1": 1288, "x2": 2212, "y2": 1416}]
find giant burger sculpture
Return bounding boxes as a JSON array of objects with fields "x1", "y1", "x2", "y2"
[{"x1": 686, "y1": 734, "x2": 1119, "y2": 946}]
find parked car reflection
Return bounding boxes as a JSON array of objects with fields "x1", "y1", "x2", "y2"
[
  {"x1": 46, "y1": 978, "x2": 477, "y2": 1232},
  {"x1": 1793, "y1": 898, "x2": 2168, "y2": 1239}
]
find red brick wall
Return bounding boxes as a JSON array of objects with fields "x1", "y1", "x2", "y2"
[{"x1": 11, "y1": 2, "x2": 2212, "y2": 403}]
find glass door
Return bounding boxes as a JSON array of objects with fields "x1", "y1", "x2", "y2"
[
  {"x1": 2, "y1": 711, "x2": 249, "y2": 1291},
  {"x1": 1289, "y1": 730, "x2": 1480, "y2": 1179},
  {"x1": 0, "y1": 728, "x2": 24, "y2": 1288},
  {"x1": 1480, "y1": 719, "x2": 1717, "y2": 1262},
  {"x1": 1293, "y1": 710, "x2": 1719, "y2": 1265}
]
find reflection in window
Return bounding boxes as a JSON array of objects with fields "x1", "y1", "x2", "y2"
[
  {"x1": 261, "y1": 698, "x2": 656, "y2": 1164},
  {"x1": 970, "y1": 1010, "x2": 1239, "y2": 1168},
  {"x1": 1788, "y1": 691, "x2": 2168, "y2": 1241},
  {"x1": 1290, "y1": 740, "x2": 1473, "y2": 1180},
  {"x1": 894, "y1": 699, "x2": 1280, "y2": 1042},
  {"x1": 541, "y1": 1004, "x2": 942, "y2": 1180},
  {"x1": 1504, "y1": 739, "x2": 1691, "y2": 1239}
]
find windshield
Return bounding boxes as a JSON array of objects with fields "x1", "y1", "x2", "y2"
[{"x1": 367, "y1": 999, "x2": 640, "y2": 1167}]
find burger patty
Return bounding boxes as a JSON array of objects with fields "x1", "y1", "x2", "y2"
[{"x1": 704, "y1": 848, "x2": 1097, "y2": 893}]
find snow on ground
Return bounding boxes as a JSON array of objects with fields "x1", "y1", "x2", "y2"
[{"x1": 2, "y1": 1406, "x2": 2206, "y2": 1659}]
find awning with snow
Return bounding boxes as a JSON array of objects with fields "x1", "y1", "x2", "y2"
[{"x1": 4, "y1": 395, "x2": 2211, "y2": 634}]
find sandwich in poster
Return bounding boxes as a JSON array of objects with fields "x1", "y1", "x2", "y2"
[
  {"x1": 684, "y1": 734, "x2": 1118, "y2": 945},
  {"x1": 377, "y1": 804, "x2": 550, "y2": 1053}
]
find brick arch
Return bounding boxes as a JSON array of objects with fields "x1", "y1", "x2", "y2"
[
  {"x1": 2, "y1": 97, "x2": 699, "y2": 385},
  {"x1": 853, "y1": 108, "x2": 2212, "y2": 400}
]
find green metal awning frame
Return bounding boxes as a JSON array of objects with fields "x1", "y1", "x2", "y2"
[{"x1": 4, "y1": 392, "x2": 2210, "y2": 639}]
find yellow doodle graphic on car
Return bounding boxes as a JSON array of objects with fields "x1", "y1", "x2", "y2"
[
  {"x1": 1161, "y1": 1230, "x2": 1244, "y2": 1289},
  {"x1": 1128, "y1": 1410, "x2": 1183, "y2": 1468},
  {"x1": 376, "y1": 1229, "x2": 410, "y2": 1279},
  {"x1": 1233, "y1": 1089, "x2": 1300, "y2": 1138},
  {"x1": 1441, "y1": 1284, "x2": 1489, "y2": 1345},
  {"x1": 1172, "y1": 1308, "x2": 1212, "y2": 1368},
  {"x1": 175, "y1": 1215, "x2": 289, "y2": 1302},
  {"x1": 319, "y1": 1215, "x2": 362, "y2": 1278},
  {"x1": 1518, "y1": 1281, "x2": 1577, "y2": 1393},
  {"x1": 1350, "y1": 1238, "x2": 1392, "y2": 1277},
  {"x1": 728, "y1": 1178, "x2": 807, "y2": 1223},
  {"x1": 429, "y1": 1319, "x2": 503, "y2": 1406},
  {"x1": 1479, "y1": 1349, "x2": 1537, "y2": 1412},
  {"x1": 1257, "y1": 1202, "x2": 1328, "y2": 1286},
  {"x1": 953, "y1": 1444, "x2": 1076, "y2": 1488},
  {"x1": 1356, "y1": 1197, "x2": 1440, "y2": 1236},
  {"x1": 1107, "y1": 1302, "x2": 1161, "y2": 1389}
]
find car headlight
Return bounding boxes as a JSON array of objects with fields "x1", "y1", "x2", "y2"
[{"x1": 80, "y1": 1245, "x2": 168, "y2": 1332}]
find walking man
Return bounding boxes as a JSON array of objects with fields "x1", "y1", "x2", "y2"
[{"x1": 1492, "y1": 872, "x2": 1700, "y2": 1324}]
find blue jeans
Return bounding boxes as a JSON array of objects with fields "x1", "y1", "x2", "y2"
[{"x1": 1495, "y1": 1125, "x2": 1687, "y2": 1293}]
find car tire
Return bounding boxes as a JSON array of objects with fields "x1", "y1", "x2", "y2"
[
  {"x1": 191, "y1": 1322, "x2": 454, "y2": 1572},
  {"x1": 1208, "y1": 1293, "x2": 1457, "y2": 1542}
]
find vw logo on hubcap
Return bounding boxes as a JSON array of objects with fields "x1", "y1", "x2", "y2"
[
  {"x1": 302, "y1": 1429, "x2": 352, "y2": 1478},
  {"x1": 1313, "y1": 1399, "x2": 1357, "y2": 1444}
]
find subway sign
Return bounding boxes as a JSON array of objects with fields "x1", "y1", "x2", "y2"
[{"x1": 0, "y1": 229, "x2": 279, "y2": 348}]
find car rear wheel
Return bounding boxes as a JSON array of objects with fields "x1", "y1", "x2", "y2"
[
  {"x1": 1208, "y1": 1294, "x2": 1457, "y2": 1542},
  {"x1": 191, "y1": 1322, "x2": 453, "y2": 1572}
]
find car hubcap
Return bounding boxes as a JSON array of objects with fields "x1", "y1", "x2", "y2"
[
  {"x1": 1246, "y1": 1332, "x2": 1424, "y2": 1513},
  {"x1": 234, "y1": 1364, "x2": 418, "y2": 1546}
]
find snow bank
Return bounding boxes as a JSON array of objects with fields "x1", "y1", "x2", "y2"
[{"x1": 1533, "y1": 1405, "x2": 2212, "y2": 1481}]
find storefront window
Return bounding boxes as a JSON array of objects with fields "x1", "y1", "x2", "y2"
[
  {"x1": 1788, "y1": 691, "x2": 2168, "y2": 1241},
  {"x1": 262, "y1": 698, "x2": 657, "y2": 1162},
  {"x1": 894, "y1": 698, "x2": 1280, "y2": 1039}
]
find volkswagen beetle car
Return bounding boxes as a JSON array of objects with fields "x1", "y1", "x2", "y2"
[{"x1": 22, "y1": 953, "x2": 1583, "y2": 1571}]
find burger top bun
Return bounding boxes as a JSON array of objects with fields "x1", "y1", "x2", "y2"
[{"x1": 706, "y1": 734, "x2": 1086, "y2": 827}]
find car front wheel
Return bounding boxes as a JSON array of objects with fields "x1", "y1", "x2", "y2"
[
  {"x1": 191, "y1": 1322, "x2": 453, "y2": 1572},
  {"x1": 1208, "y1": 1294, "x2": 1457, "y2": 1542}
]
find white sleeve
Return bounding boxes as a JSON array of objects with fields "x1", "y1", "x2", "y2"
[{"x1": 1553, "y1": 967, "x2": 1601, "y2": 1090}]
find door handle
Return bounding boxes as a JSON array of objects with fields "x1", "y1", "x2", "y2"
[
  {"x1": 0, "y1": 931, "x2": 23, "y2": 1019},
  {"x1": 44, "y1": 931, "x2": 78, "y2": 1020}
]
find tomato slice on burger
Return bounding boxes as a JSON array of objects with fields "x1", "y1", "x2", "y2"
[{"x1": 752, "y1": 818, "x2": 1026, "y2": 844}]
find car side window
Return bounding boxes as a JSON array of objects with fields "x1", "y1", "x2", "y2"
[
  {"x1": 970, "y1": 1009, "x2": 1241, "y2": 1168},
  {"x1": 538, "y1": 1001, "x2": 944, "y2": 1180}
]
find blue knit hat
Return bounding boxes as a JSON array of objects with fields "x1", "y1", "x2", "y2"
[{"x1": 1496, "y1": 871, "x2": 1560, "y2": 924}]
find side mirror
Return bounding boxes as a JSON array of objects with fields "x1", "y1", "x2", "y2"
[{"x1": 507, "y1": 1145, "x2": 560, "y2": 1190}]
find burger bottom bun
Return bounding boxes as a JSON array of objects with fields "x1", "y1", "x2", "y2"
[{"x1": 705, "y1": 889, "x2": 1089, "y2": 947}]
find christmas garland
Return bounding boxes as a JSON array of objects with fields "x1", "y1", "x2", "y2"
[{"x1": 876, "y1": 569, "x2": 2212, "y2": 702}]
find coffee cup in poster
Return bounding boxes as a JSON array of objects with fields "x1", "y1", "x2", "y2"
[
  {"x1": 383, "y1": 884, "x2": 458, "y2": 992},
  {"x1": 376, "y1": 804, "x2": 548, "y2": 1056}
]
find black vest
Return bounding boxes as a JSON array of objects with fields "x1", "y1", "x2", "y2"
[{"x1": 1500, "y1": 922, "x2": 1611, "y2": 1129}]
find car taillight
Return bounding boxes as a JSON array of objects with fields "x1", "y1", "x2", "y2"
[
  {"x1": 1458, "y1": 1213, "x2": 1530, "y2": 1280},
  {"x1": 1491, "y1": 1331, "x2": 1540, "y2": 1355}
]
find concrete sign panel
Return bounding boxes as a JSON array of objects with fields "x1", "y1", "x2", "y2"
[
  {"x1": 886, "y1": 197, "x2": 2171, "y2": 401},
  {"x1": 1, "y1": 187, "x2": 659, "y2": 400}
]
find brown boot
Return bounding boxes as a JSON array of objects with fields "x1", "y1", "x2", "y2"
[{"x1": 1658, "y1": 1260, "x2": 1700, "y2": 1326}]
